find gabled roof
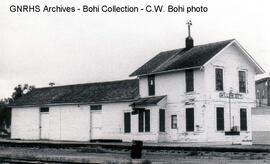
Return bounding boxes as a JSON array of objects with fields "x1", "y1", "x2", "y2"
[
  {"x1": 129, "y1": 95, "x2": 166, "y2": 107},
  {"x1": 130, "y1": 39, "x2": 236, "y2": 77},
  {"x1": 10, "y1": 79, "x2": 139, "y2": 107}
]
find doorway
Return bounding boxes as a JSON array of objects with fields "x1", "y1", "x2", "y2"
[
  {"x1": 170, "y1": 114, "x2": 178, "y2": 141},
  {"x1": 90, "y1": 111, "x2": 103, "y2": 140},
  {"x1": 40, "y1": 107, "x2": 49, "y2": 140}
]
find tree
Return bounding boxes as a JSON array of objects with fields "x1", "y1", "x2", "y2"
[
  {"x1": 0, "y1": 99, "x2": 11, "y2": 132},
  {"x1": 0, "y1": 84, "x2": 35, "y2": 136},
  {"x1": 11, "y1": 84, "x2": 35, "y2": 100}
]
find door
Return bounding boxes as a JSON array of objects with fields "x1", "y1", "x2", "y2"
[
  {"x1": 40, "y1": 113, "x2": 49, "y2": 139},
  {"x1": 124, "y1": 112, "x2": 131, "y2": 133},
  {"x1": 170, "y1": 114, "x2": 178, "y2": 141},
  {"x1": 186, "y1": 108, "x2": 194, "y2": 131},
  {"x1": 90, "y1": 111, "x2": 103, "y2": 140}
]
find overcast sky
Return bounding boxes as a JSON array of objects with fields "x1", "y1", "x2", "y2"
[{"x1": 1, "y1": 0, "x2": 270, "y2": 99}]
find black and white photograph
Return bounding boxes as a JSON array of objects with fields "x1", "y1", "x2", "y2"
[{"x1": 1, "y1": 0, "x2": 270, "y2": 163}]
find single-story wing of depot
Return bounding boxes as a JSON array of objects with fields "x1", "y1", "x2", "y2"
[{"x1": 10, "y1": 32, "x2": 265, "y2": 144}]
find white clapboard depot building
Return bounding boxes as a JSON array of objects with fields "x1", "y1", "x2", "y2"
[{"x1": 10, "y1": 30, "x2": 264, "y2": 144}]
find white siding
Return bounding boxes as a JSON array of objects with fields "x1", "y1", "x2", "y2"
[
  {"x1": 127, "y1": 106, "x2": 160, "y2": 142},
  {"x1": 11, "y1": 105, "x2": 91, "y2": 141},
  {"x1": 138, "y1": 69, "x2": 207, "y2": 142},
  {"x1": 100, "y1": 103, "x2": 130, "y2": 140},
  {"x1": 204, "y1": 43, "x2": 256, "y2": 100},
  {"x1": 11, "y1": 102, "x2": 134, "y2": 141},
  {"x1": 252, "y1": 107, "x2": 270, "y2": 145},
  {"x1": 11, "y1": 107, "x2": 40, "y2": 140},
  {"x1": 53, "y1": 105, "x2": 90, "y2": 141},
  {"x1": 137, "y1": 43, "x2": 257, "y2": 143},
  {"x1": 139, "y1": 70, "x2": 205, "y2": 103},
  {"x1": 98, "y1": 102, "x2": 163, "y2": 142},
  {"x1": 201, "y1": 43, "x2": 255, "y2": 142}
]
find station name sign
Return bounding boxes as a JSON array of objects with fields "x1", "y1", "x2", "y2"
[{"x1": 219, "y1": 92, "x2": 243, "y2": 99}]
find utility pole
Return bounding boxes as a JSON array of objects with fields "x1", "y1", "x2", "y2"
[{"x1": 229, "y1": 88, "x2": 233, "y2": 131}]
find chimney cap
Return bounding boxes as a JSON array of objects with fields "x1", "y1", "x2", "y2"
[
  {"x1": 185, "y1": 20, "x2": 194, "y2": 49},
  {"x1": 186, "y1": 20, "x2": 192, "y2": 37}
]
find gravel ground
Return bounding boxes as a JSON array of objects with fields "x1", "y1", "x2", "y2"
[{"x1": 0, "y1": 146, "x2": 270, "y2": 164}]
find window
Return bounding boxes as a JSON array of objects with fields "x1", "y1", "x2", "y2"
[
  {"x1": 124, "y1": 112, "x2": 131, "y2": 133},
  {"x1": 239, "y1": 71, "x2": 246, "y2": 93},
  {"x1": 186, "y1": 108, "x2": 194, "y2": 132},
  {"x1": 138, "y1": 110, "x2": 144, "y2": 132},
  {"x1": 138, "y1": 109, "x2": 150, "y2": 132},
  {"x1": 185, "y1": 69, "x2": 194, "y2": 92},
  {"x1": 216, "y1": 107, "x2": 224, "y2": 131},
  {"x1": 145, "y1": 110, "x2": 150, "y2": 132},
  {"x1": 40, "y1": 107, "x2": 49, "y2": 113},
  {"x1": 148, "y1": 75, "x2": 155, "y2": 96},
  {"x1": 159, "y1": 109, "x2": 165, "y2": 132},
  {"x1": 171, "y1": 115, "x2": 177, "y2": 129},
  {"x1": 215, "y1": 68, "x2": 223, "y2": 91},
  {"x1": 240, "y1": 108, "x2": 247, "y2": 131},
  {"x1": 91, "y1": 105, "x2": 102, "y2": 110}
]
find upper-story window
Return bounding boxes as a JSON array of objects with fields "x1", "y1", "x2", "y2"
[
  {"x1": 148, "y1": 75, "x2": 155, "y2": 96},
  {"x1": 239, "y1": 71, "x2": 246, "y2": 93},
  {"x1": 215, "y1": 68, "x2": 223, "y2": 91},
  {"x1": 185, "y1": 69, "x2": 194, "y2": 92}
]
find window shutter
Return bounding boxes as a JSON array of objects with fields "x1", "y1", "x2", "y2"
[
  {"x1": 138, "y1": 110, "x2": 144, "y2": 132},
  {"x1": 159, "y1": 109, "x2": 165, "y2": 132},
  {"x1": 216, "y1": 107, "x2": 224, "y2": 131},
  {"x1": 240, "y1": 108, "x2": 247, "y2": 131},
  {"x1": 145, "y1": 110, "x2": 150, "y2": 132},
  {"x1": 186, "y1": 108, "x2": 194, "y2": 131},
  {"x1": 124, "y1": 112, "x2": 131, "y2": 133}
]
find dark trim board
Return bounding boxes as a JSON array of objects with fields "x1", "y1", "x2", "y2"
[
  {"x1": 90, "y1": 139, "x2": 123, "y2": 143},
  {"x1": 225, "y1": 131, "x2": 240, "y2": 135}
]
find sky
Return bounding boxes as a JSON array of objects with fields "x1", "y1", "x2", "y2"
[{"x1": 1, "y1": 0, "x2": 270, "y2": 99}]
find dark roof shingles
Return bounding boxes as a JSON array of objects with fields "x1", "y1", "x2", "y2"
[
  {"x1": 130, "y1": 95, "x2": 166, "y2": 106},
  {"x1": 130, "y1": 39, "x2": 234, "y2": 76},
  {"x1": 10, "y1": 79, "x2": 139, "y2": 107}
]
